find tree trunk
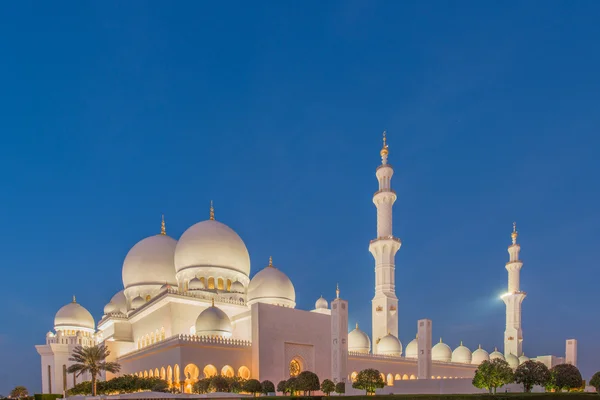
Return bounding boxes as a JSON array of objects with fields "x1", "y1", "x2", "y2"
[{"x1": 92, "y1": 375, "x2": 97, "y2": 396}]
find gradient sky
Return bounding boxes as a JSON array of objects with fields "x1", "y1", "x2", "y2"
[{"x1": 1, "y1": 1, "x2": 599, "y2": 394}]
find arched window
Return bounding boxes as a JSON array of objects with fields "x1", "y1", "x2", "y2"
[
  {"x1": 410, "y1": 374, "x2": 416, "y2": 380},
  {"x1": 221, "y1": 365, "x2": 234, "y2": 378},
  {"x1": 160, "y1": 327, "x2": 165, "y2": 341},
  {"x1": 167, "y1": 365, "x2": 173, "y2": 384},
  {"x1": 161, "y1": 367, "x2": 166, "y2": 380},
  {"x1": 238, "y1": 366, "x2": 251, "y2": 380},
  {"x1": 402, "y1": 374, "x2": 409, "y2": 380},
  {"x1": 174, "y1": 364, "x2": 180, "y2": 384},
  {"x1": 351, "y1": 371, "x2": 358, "y2": 382},
  {"x1": 145, "y1": 294, "x2": 151, "y2": 302},
  {"x1": 200, "y1": 277, "x2": 206, "y2": 287},
  {"x1": 226, "y1": 279, "x2": 232, "y2": 291},
  {"x1": 387, "y1": 373, "x2": 394, "y2": 386},
  {"x1": 151, "y1": 332, "x2": 155, "y2": 343},
  {"x1": 217, "y1": 278, "x2": 224, "y2": 290},
  {"x1": 202, "y1": 364, "x2": 217, "y2": 378},
  {"x1": 207, "y1": 277, "x2": 215, "y2": 290}
]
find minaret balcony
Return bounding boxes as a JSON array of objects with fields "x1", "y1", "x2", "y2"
[
  {"x1": 376, "y1": 164, "x2": 393, "y2": 171},
  {"x1": 373, "y1": 188, "x2": 396, "y2": 196},
  {"x1": 369, "y1": 236, "x2": 402, "y2": 244}
]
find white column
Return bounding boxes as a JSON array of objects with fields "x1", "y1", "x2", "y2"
[
  {"x1": 417, "y1": 319, "x2": 432, "y2": 380},
  {"x1": 331, "y1": 292, "x2": 348, "y2": 384},
  {"x1": 370, "y1": 133, "x2": 402, "y2": 351},
  {"x1": 566, "y1": 339, "x2": 577, "y2": 367},
  {"x1": 503, "y1": 224, "x2": 526, "y2": 357}
]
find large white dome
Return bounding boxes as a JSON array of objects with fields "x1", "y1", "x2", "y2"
[
  {"x1": 348, "y1": 323, "x2": 370, "y2": 354},
  {"x1": 247, "y1": 258, "x2": 295, "y2": 307},
  {"x1": 54, "y1": 297, "x2": 95, "y2": 332},
  {"x1": 377, "y1": 333, "x2": 402, "y2": 356},
  {"x1": 471, "y1": 345, "x2": 490, "y2": 364},
  {"x1": 315, "y1": 296, "x2": 328, "y2": 310},
  {"x1": 432, "y1": 339, "x2": 452, "y2": 362},
  {"x1": 451, "y1": 342, "x2": 472, "y2": 364},
  {"x1": 175, "y1": 219, "x2": 250, "y2": 276},
  {"x1": 122, "y1": 234, "x2": 177, "y2": 289},
  {"x1": 405, "y1": 336, "x2": 418, "y2": 359},
  {"x1": 195, "y1": 302, "x2": 232, "y2": 338}
]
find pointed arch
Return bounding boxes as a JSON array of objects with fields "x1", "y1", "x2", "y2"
[
  {"x1": 394, "y1": 374, "x2": 401, "y2": 380},
  {"x1": 160, "y1": 327, "x2": 165, "y2": 341},
  {"x1": 167, "y1": 365, "x2": 173, "y2": 384},
  {"x1": 238, "y1": 366, "x2": 251, "y2": 380},
  {"x1": 203, "y1": 364, "x2": 217, "y2": 378},
  {"x1": 160, "y1": 367, "x2": 166, "y2": 380},
  {"x1": 351, "y1": 371, "x2": 358, "y2": 382},
  {"x1": 410, "y1": 374, "x2": 416, "y2": 380},
  {"x1": 387, "y1": 373, "x2": 394, "y2": 386},
  {"x1": 221, "y1": 365, "x2": 234, "y2": 378},
  {"x1": 174, "y1": 364, "x2": 180, "y2": 384},
  {"x1": 207, "y1": 277, "x2": 215, "y2": 289}
]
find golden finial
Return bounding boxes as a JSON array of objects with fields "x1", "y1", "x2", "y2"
[
  {"x1": 160, "y1": 214, "x2": 166, "y2": 235},
  {"x1": 479, "y1": 344, "x2": 482, "y2": 349},
  {"x1": 72, "y1": 295, "x2": 76, "y2": 303},
  {"x1": 380, "y1": 130, "x2": 389, "y2": 158},
  {"x1": 511, "y1": 222, "x2": 518, "y2": 244},
  {"x1": 211, "y1": 298, "x2": 215, "y2": 307},
  {"x1": 356, "y1": 322, "x2": 359, "y2": 329},
  {"x1": 460, "y1": 340, "x2": 463, "y2": 346},
  {"x1": 209, "y1": 200, "x2": 215, "y2": 220},
  {"x1": 439, "y1": 337, "x2": 443, "y2": 343},
  {"x1": 336, "y1": 283, "x2": 340, "y2": 298},
  {"x1": 268, "y1": 256, "x2": 274, "y2": 268}
]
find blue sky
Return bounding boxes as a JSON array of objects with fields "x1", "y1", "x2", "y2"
[{"x1": 1, "y1": 1, "x2": 599, "y2": 394}]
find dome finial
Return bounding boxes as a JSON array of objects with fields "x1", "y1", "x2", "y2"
[
  {"x1": 72, "y1": 295, "x2": 76, "y2": 303},
  {"x1": 440, "y1": 337, "x2": 443, "y2": 343},
  {"x1": 211, "y1": 298, "x2": 215, "y2": 307},
  {"x1": 356, "y1": 322, "x2": 359, "y2": 329},
  {"x1": 336, "y1": 283, "x2": 340, "y2": 298},
  {"x1": 460, "y1": 340, "x2": 463, "y2": 346},
  {"x1": 210, "y1": 200, "x2": 215, "y2": 220},
  {"x1": 511, "y1": 221, "x2": 518, "y2": 244},
  {"x1": 268, "y1": 256, "x2": 273, "y2": 268},
  {"x1": 380, "y1": 130, "x2": 389, "y2": 163},
  {"x1": 160, "y1": 214, "x2": 166, "y2": 235}
]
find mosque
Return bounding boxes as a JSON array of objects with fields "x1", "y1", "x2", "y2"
[{"x1": 35, "y1": 134, "x2": 577, "y2": 395}]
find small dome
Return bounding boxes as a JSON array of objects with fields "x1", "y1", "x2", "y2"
[
  {"x1": 230, "y1": 281, "x2": 245, "y2": 293},
  {"x1": 377, "y1": 333, "x2": 402, "y2": 356},
  {"x1": 519, "y1": 354, "x2": 530, "y2": 364},
  {"x1": 348, "y1": 324, "x2": 370, "y2": 354},
  {"x1": 405, "y1": 336, "x2": 418, "y2": 359},
  {"x1": 489, "y1": 348, "x2": 505, "y2": 361},
  {"x1": 104, "y1": 290, "x2": 127, "y2": 315},
  {"x1": 315, "y1": 296, "x2": 328, "y2": 310},
  {"x1": 122, "y1": 234, "x2": 177, "y2": 289},
  {"x1": 451, "y1": 342, "x2": 472, "y2": 364},
  {"x1": 131, "y1": 295, "x2": 145, "y2": 309},
  {"x1": 54, "y1": 297, "x2": 95, "y2": 331},
  {"x1": 189, "y1": 277, "x2": 204, "y2": 290},
  {"x1": 432, "y1": 339, "x2": 452, "y2": 362},
  {"x1": 506, "y1": 353, "x2": 519, "y2": 368},
  {"x1": 175, "y1": 219, "x2": 250, "y2": 276},
  {"x1": 195, "y1": 301, "x2": 232, "y2": 337},
  {"x1": 247, "y1": 258, "x2": 295, "y2": 307},
  {"x1": 471, "y1": 345, "x2": 490, "y2": 364}
]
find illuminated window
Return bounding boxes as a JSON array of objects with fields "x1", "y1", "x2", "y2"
[
  {"x1": 208, "y1": 277, "x2": 215, "y2": 289},
  {"x1": 217, "y1": 278, "x2": 224, "y2": 290},
  {"x1": 289, "y1": 359, "x2": 301, "y2": 377},
  {"x1": 145, "y1": 294, "x2": 151, "y2": 302},
  {"x1": 227, "y1": 279, "x2": 232, "y2": 291}
]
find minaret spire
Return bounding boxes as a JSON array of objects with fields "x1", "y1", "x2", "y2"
[
  {"x1": 268, "y1": 256, "x2": 274, "y2": 268},
  {"x1": 370, "y1": 130, "x2": 401, "y2": 352},
  {"x1": 336, "y1": 283, "x2": 340, "y2": 299},
  {"x1": 72, "y1": 295, "x2": 76, "y2": 303},
  {"x1": 160, "y1": 214, "x2": 166, "y2": 235},
  {"x1": 209, "y1": 200, "x2": 215, "y2": 220},
  {"x1": 502, "y1": 222, "x2": 526, "y2": 357}
]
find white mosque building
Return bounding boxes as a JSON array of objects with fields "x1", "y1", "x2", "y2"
[{"x1": 35, "y1": 134, "x2": 577, "y2": 395}]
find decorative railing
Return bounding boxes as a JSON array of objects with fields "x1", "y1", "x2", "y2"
[
  {"x1": 348, "y1": 351, "x2": 408, "y2": 360},
  {"x1": 376, "y1": 164, "x2": 393, "y2": 171},
  {"x1": 373, "y1": 189, "x2": 396, "y2": 196},
  {"x1": 369, "y1": 236, "x2": 402, "y2": 244},
  {"x1": 118, "y1": 334, "x2": 252, "y2": 360},
  {"x1": 165, "y1": 287, "x2": 246, "y2": 306}
]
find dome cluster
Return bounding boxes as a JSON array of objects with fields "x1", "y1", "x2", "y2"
[{"x1": 112, "y1": 211, "x2": 296, "y2": 312}]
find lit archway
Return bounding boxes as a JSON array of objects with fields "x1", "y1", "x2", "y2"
[
  {"x1": 203, "y1": 364, "x2": 217, "y2": 378},
  {"x1": 174, "y1": 364, "x2": 180, "y2": 385},
  {"x1": 437, "y1": 376, "x2": 441, "y2": 379},
  {"x1": 149, "y1": 370, "x2": 154, "y2": 378},
  {"x1": 410, "y1": 374, "x2": 416, "y2": 380},
  {"x1": 184, "y1": 364, "x2": 200, "y2": 393},
  {"x1": 221, "y1": 365, "x2": 234, "y2": 378},
  {"x1": 217, "y1": 278, "x2": 224, "y2": 290},
  {"x1": 167, "y1": 365, "x2": 173, "y2": 385},
  {"x1": 238, "y1": 366, "x2": 251, "y2": 380},
  {"x1": 387, "y1": 373, "x2": 394, "y2": 386},
  {"x1": 155, "y1": 368, "x2": 159, "y2": 377},
  {"x1": 144, "y1": 370, "x2": 148, "y2": 378},
  {"x1": 395, "y1": 374, "x2": 401, "y2": 380},
  {"x1": 227, "y1": 279, "x2": 232, "y2": 291},
  {"x1": 160, "y1": 367, "x2": 166, "y2": 380},
  {"x1": 289, "y1": 358, "x2": 303, "y2": 377},
  {"x1": 351, "y1": 371, "x2": 358, "y2": 382},
  {"x1": 403, "y1": 374, "x2": 409, "y2": 380},
  {"x1": 380, "y1": 373, "x2": 385, "y2": 382},
  {"x1": 208, "y1": 277, "x2": 215, "y2": 289}
]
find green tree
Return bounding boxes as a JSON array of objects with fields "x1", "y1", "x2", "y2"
[
  {"x1": 226, "y1": 376, "x2": 245, "y2": 393},
  {"x1": 192, "y1": 378, "x2": 211, "y2": 394},
  {"x1": 277, "y1": 380, "x2": 288, "y2": 394},
  {"x1": 210, "y1": 375, "x2": 230, "y2": 392},
  {"x1": 286, "y1": 377, "x2": 298, "y2": 396},
  {"x1": 321, "y1": 379, "x2": 335, "y2": 396},
  {"x1": 67, "y1": 344, "x2": 121, "y2": 396},
  {"x1": 352, "y1": 369, "x2": 385, "y2": 395},
  {"x1": 549, "y1": 363, "x2": 583, "y2": 392},
  {"x1": 243, "y1": 379, "x2": 262, "y2": 397},
  {"x1": 590, "y1": 371, "x2": 600, "y2": 393},
  {"x1": 472, "y1": 359, "x2": 514, "y2": 394},
  {"x1": 261, "y1": 380, "x2": 275, "y2": 395},
  {"x1": 296, "y1": 371, "x2": 320, "y2": 395},
  {"x1": 334, "y1": 382, "x2": 345, "y2": 395},
  {"x1": 514, "y1": 360, "x2": 551, "y2": 392},
  {"x1": 9, "y1": 386, "x2": 28, "y2": 399}
]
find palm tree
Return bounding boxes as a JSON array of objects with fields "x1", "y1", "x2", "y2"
[
  {"x1": 67, "y1": 344, "x2": 121, "y2": 396},
  {"x1": 10, "y1": 386, "x2": 28, "y2": 399}
]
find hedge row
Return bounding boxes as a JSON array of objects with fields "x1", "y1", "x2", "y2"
[
  {"x1": 34, "y1": 394, "x2": 63, "y2": 400},
  {"x1": 274, "y1": 394, "x2": 596, "y2": 400}
]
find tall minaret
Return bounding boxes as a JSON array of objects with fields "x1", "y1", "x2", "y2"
[
  {"x1": 370, "y1": 131, "x2": 402, "y2": 352},
  {"x1": 502, "y1": 222, "x2": 526, "y2": 357}
]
